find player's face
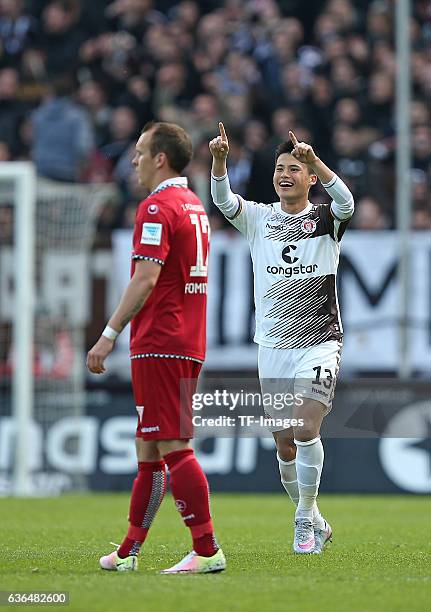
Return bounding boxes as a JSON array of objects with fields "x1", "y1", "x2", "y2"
[
  {"x1": 132, "y1": 130, "x2": 157, "y2": 189},
  {"x1": 273, "y1": 153, "x2": 315, "y2": 202}
]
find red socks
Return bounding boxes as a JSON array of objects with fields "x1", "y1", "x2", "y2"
[
  {"x1": 118, "y1": 460, "x2": 167, "y2": 559},
  {"x1": 118, "y1": 451, "x2": 218, "y2": 559},
  {"x1": 164, "y1": 448, "x2": 219, "y2": 557}
]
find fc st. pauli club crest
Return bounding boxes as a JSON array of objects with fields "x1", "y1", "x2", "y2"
[{"x1": 301, "y1": 218, "x2": 317, "y2": 234}]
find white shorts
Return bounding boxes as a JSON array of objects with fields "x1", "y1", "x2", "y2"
[{"x1": 257, "y1": 340, "x2": 342, "y2": 430}]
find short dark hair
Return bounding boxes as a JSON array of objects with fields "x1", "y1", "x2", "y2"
[
  {"x1": 274, "y1": 141, "x2": 316, "y2": 175},
  {"x1": 142, "y1": 121, "x2": 193, "y2": 173},
  {"x1": 274, "y1": 141, "x2": 294, "y2": 162}
]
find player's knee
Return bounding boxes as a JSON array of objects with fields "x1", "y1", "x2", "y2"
[
  {"x1": 135, "y1": 438, "x2": 161, "y2": 462},
  {"x1": 276, "y1": 436, "x2": 296, "y2": 462},
  {"x1": 157, "y1": 439, "x2": 190, "y2": 457},
  {"x1": 294, "y1": 426, "x2": 320, "y2": 443}
]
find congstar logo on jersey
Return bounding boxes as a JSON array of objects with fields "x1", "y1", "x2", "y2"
[
  {"x1": 266, "y1": 244, "x2": 318, "y2": 277},
  {"x1": 281, "y1": 244, "x2": 298, "y2": 264},
  {"x1": 267, "y1": 263, "x2": 319, "y2": 277}
]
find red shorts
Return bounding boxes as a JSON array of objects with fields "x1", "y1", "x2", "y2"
[{"x1": 131, "y1": 357, "x2": 202, "y2": 441}]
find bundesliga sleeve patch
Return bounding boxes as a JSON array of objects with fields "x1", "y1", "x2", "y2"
[{"x1": 141, "y1": 222, "x2": 162, "y2": 245}]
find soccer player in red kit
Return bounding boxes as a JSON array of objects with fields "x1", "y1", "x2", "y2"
[{"x1": 87, "y1": 122, "x2": 226, "y2": 574}]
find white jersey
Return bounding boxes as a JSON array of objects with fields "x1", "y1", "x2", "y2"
[{"x1": 211, "y1": 174, "x2": 354, "y2": 350}]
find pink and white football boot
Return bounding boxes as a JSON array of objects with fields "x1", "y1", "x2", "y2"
[
  {"x1": 293, "y1": 518, "x2": 316, "y2": 554},
  {"x1": 99, "y1": 543, "x2": 138, "y2": 572},
  {"x1": 161, "y1": 549, "x2": 226, "y2": 574}
]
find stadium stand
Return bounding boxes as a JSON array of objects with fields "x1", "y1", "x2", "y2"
[{"x1": 1, "y1": 0, "x2": 430, "y2": 238}]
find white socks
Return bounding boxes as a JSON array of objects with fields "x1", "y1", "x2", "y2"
[
  {"x1": 277, "y1": 448, "x2": 325, "y2": 529},
  {"x1": 294, "y1": 437, "x2": 324, "y2": 522},
  {"x1": 277, "y1": 453, "x2": 299, "y2": 505}
]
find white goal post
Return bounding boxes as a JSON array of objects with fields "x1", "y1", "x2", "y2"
[
  {"x1": 0, "y1": 162, "x2": 36, "y2": 495},
  {"x1": 0, "y1": 163, "x2": 118, "y2": 496}
]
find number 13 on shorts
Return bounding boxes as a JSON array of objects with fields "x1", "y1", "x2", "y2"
[{"x1": 312, "y1": 365, "x2": 334, "y2": 390}]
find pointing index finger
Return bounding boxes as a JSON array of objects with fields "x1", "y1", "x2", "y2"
[
  {"x1": 289, "y1": 131, "x2": 298, "y2": 147},
  {"x1": 219, "y1": 122, "x2": 228, "y2": 142}
]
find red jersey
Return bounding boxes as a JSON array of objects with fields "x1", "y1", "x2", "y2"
[{"x1": 130, "y1": 177, "x2": 209, "y2": 362}]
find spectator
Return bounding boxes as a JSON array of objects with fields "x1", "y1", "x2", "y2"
[
  {"x1": 367, "y1": 1, "x2": 392, "y2": 44},
  {"x1": 100, "y1": 105, "x2": 138, "y2": 172},
  {"x1": 304, "y1": 74, "x2": 334, "y2": 159},
  {"x1": 330, "y1": 57, "x2": 363, "y2": 99},
  {"x1": 332, "y1": 124, "x2": 367, "y2": 194},
  {"x1": 31, "y1": 77, "x2": 95, "y2": 182},
  {"x1": 35, "y1": 0, "x2": 88, "y2": 77},
  {"x1": 223, "y1": 128, "x2": 252, "y2": 195},
  {"x1": 411, "y1": 100, "x2": 430, "y2": 128},
  {"x1": 0, "y1": 0, "x2": 38, "y2": 68},
  {"x1": 334, "y1": 97, "x2": 379, "y2": 152},
  {"x1": 77, "y1": 80, "x2": 112, "y2": 146},
  {"x1": 0, "y1": 140, "x2": 11, "y2": 161},
  {"x1": 245, "y1": 107, "x2": 298, "y2": 203},
  {"x1": 105, "y1": 0, "x2": 165, "y2": 39},
  {"x1": 222, "y1": 93, "x2": 251, "y2": 129},
  {"x1": 413, "y1": 208, "x2": 431, "y2": 230},
  {"x1": 280, "y1": 61, "x2": 309, "y2": 108},
  {"x1": 412, "y1": 125, "x2": 431, "y2": 172},
  {"x1": 0, "y1": 0, "x2": 429, "y2": 236},
  {"x1": 326, "y1": 0, "x2": 358, "y2": 31},
  {"x1": 152, "y1": 62, "x2": 190, "y2": 111},
  {"x1": 243, "y1": 120, "x2": 268, "y2": 153},
  {"x1": 0, "y1": 67, "x2": 26, "y2": 153},
  {"x1": 116, "y1": 75, "x2": 153, "y2": 120},
  {"x1": 169, "y1": 1, "x2": 200, "y2": 33},
  {"x1": 188, "y1": 138, "x2": 213, "y2": 212},
  {"x1": 365, "y1": 71, "x2": 394, "y2": 132},
  {"x1": 411, "y1": 169, "x2": 429, "y2": 209},
  {"x1": 352, "y1": 196, "x2": 390, "y2": 230},
  {"x1": 187, "y1": 94, "x2": 220, "y2": 146}
]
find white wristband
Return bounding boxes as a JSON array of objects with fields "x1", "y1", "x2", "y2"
[{"x1": 102, "y1": 325, "x2": 119, "y2": 341}]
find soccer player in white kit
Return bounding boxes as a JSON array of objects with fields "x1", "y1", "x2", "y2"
[{"x1": 209, "y1": 123, "x2": 354, "y2": 554}]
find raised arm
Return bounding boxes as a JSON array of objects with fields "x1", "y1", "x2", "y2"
[
  {"x1": 209, "y1": 122, "x2": 241, "y2": 219},
  {"x1": 290, "y1": 130, "x2": 354, "y2": 220},
  {"x1": 210, "y1": 122, "x2": 229, "y2": 177}
]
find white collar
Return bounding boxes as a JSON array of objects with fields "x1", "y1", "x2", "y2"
[
  {"x1": 275, "y1": 201, "x2": 312, "y2": 217},
  {"x1": 152, "y1": 176, "x2": 188, "y2": 194}
]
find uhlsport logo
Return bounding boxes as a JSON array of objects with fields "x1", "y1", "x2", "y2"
[
  {"x1": 281, "y1": 244, "x2": 298, "y2": 264},
  {"x1": 301, "y1": 219, "x2": 317, "y2": 233}
]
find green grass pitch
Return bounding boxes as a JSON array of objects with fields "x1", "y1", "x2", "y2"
[{"x1": 1, "y1": 493, "x2": 430, "y2": 611}]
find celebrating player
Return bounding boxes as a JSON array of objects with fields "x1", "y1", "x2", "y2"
[
  {"x1": 210, "y1": 123, "x2": 354, "y2": 554},
  {"x1": 87, "y1": 122, "x2": 225, "y2": 574}
]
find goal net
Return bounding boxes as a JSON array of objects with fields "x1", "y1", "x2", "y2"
[{"x1": 0, "y1": 163, "x2": 115, "y2": 495}]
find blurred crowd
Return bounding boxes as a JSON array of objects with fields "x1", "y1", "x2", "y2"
[{"x1": 1, "y1": 0, "x2": 431, "y2": 240}]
